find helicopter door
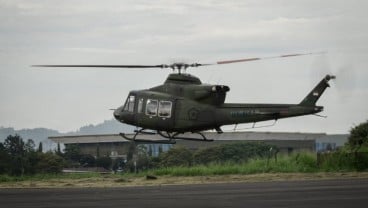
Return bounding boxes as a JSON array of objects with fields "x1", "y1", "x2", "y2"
[{"x1": 138, "y1": 99, "x2": 174, "y2": 130}]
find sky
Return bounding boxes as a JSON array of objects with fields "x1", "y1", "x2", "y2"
[{"x1": 0, "y1": 0, "x2": 367, "y2": 134}]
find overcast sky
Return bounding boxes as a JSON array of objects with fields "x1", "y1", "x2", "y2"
[{"x1": 0, "y1": 0, "x2": 367, "y2": 133}]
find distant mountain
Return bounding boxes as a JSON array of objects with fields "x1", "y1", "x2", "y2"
[
  {"x1": 72, "y1": 119, "x2": 135, "y2": 135},
  {"x1": 0, "y1": 119, "x2": 135, "y2": 151}
]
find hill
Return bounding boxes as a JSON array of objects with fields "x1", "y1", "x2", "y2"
[{"x1": 0, "y1": 119, "x2": 134, "y2": 151}]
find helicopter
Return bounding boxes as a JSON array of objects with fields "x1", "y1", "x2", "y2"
[{"x1": 33, "y1": 52, "x2": 335, "y2": 144}]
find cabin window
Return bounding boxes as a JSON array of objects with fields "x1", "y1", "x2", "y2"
[
  {"x1": 158, "y1": 101, "x2": 172, "y2": 118},
  {"x1": 146, "y1": 99, "x2": 158, "y2": 116},
  {"x1": 137, "y1": 98, "x2": 144, "y2": 113}
]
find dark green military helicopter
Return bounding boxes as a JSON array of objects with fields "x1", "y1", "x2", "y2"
[{"x1": 34, "y1": 52, "x2": 335, "y2": 143}]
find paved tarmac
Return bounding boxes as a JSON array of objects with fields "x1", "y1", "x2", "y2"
[{"x1": 1, "y1": 178, "x2": 368, "y2": 208}]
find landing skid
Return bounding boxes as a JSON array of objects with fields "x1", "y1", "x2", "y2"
[
  {"x1": 158, "y1": 131, "x2": 214, "y2": 142},
  {"x1": 120, "y1": 133, "x2": 176, "y2": 144},
  {"x1": 119, "y1": 129, "x2": 214, "y2": 144}
]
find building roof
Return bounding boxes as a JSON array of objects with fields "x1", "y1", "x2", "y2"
[{"x1": 48, "y1": 131, "x2": 339, "y2": 144}]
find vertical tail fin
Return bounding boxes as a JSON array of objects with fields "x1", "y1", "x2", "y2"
[{"x1": 299, "y1": 75, "x2": 336, "y2": 106}]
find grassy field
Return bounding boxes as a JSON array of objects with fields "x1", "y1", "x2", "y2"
[
  {"x1": 1, "y1": 152, "x2": 368, "y2": 188},
  {"x1": 1, "y1": 172, "x2": 368, "y2": 188}
]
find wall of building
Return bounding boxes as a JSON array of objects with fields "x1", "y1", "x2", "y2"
[{"x1": 53, "y1": 132, "x2": 348, "y2": 159}]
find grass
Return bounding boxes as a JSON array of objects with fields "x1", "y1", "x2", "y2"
[
  {"x1": 145, "y1": 152, "x2": 319, "y2": 177},
  {"x1": 0, "y1": 172, "x2": 103, "y2": 183},
  {"x1": 1, "y1": 152, "x2": 367, "y2": 188}
]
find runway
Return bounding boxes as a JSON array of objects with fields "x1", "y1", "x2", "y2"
[{"x1": 1, "y1": 178, "x2": 368, "y2": 208}]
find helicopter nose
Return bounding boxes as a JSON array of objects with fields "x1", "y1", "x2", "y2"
[{"x1": 113, "y1": 107, "x2": 122, "y2": 120}]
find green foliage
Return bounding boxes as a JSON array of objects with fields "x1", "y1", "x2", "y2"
[
  {"x1": 63, "y1": 144, "x2": 81, "y2": 162},
  {"x1": 193, "y1": 142, "x2": 276, "y2": 164},
  {"x1": 160, "y1": 146, "x2": 193, "y2": 167},
  {"x1": 136, "y1": 145, "x2": 151, "y2": 171},
  {"x1": 96, "y1": 156, "x2": 112, "y2": 170},
  {"x1": 148, "y1": 152, "x2": 318, "y2": 177},
  {"x1": 37, "y1": 142, "x2": 43, "y2": 152},
  {"x1": 193, "y1": 146, "x2": 222, "y2": 164},
  {"x1": 3, "y1": 135, "x2": 27, "y2": 175},
  {"x1": 0, "y1": 172, "x2": 102, "y2": 183},
  {"x1": 0, "y1": 135, "x2": 65, "y2": 176},
  {"x1": 348, "y1": 120, "x2": 368, "y2": 150},
  {"x1": 35, "y1": 152, "x2": 64, "y2": 173},
  {"x1": 56, "y1": 143, "x2": 62, "y2": 156},
  {"x1": 4, "y1": 135, "x2": 25, "y2": 157},
  {"x1": 79, "y1": 154, "x2": 96, "y2": 167},
  {"x1": 158, "y1": 145, "x2": 163, "y2": 155},
  {"x1": 318, "y1": 120, "x2": 368, "y2": 171},
  {"x1": 148, "y1": 145, "x2": 153, "y2": 157},
  {"x1": 318, "y1": 152, "x2": 368, "y2": 171},
  {"x1": 292, "y1": 152, "x2": 318, "y2": 172},
  {"x1": 0, "y1": 143, "x2": 11, "y2": 174},
  {"x1": 126, "y1": 142, "x2": 136, "y2": 161}
]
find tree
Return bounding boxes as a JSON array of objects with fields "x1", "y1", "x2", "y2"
[
  {"x1": 126, "y1": 142, "x2": 136, "y2": 161},
  {"x1": 25, "y1": 139, "x2": 35, "y2": 152},
  {"x1": 158, "y1": 145, "x2": 163, "y2": 155},
  {"x1": 96, "y1": 144, "x2": 100, "y2": 158},
  {"x1": 160, "y1": 146, "x2": 193, "y2": 167},
  {"x1": 4, "y1": 135, "x2": 25, "y2": 157},
  {"x1": 55, "y1": 142, "x2": 63, "y2": 157},
  {"x1": 3, "y1": 135, "x2": 26, "y2": 175},
  {"x1": 63, "y1": 144, "x2": 81, "y2": 162},
  {"x1": 1, "y1": 135, "x2": 66, "y2": 175},
  {"x1": 348, "y1": 120, "x2": 368, "y2": 151},
  {"x1": 79, "y1": 154, "x2": 96, "y2": 167},
  {"x1": 35, "y1": 152, "x2": 64, "y2": 173},
  {"x1": 96, "y1": 156, "x2": 112, "y2": 170},
  {"x1": 148, "y1": 145, "x2": 153, "y2": 157},
  {"x1": 136, "y1": 145, "x2": 150, "y2": 171},
  {"x1": 0, "y1": 143, "x2": 11, "y2": 174},
  {"x1": 194, "y1": 142, "x2": 276, "y2": 164},
  {"x1": 38, "y1": 142, "x2": 43, "y2": 152}
]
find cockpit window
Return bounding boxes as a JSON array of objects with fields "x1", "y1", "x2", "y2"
[
  {"x1": 123, "y1": 95, "x2": 135, "y2": 113},
  {"x1": 158, "y1": 101, "x2": 172, "y2": 118},
  {"x1": 146, "y1": 99, "x2": 158, "y2": 116}
]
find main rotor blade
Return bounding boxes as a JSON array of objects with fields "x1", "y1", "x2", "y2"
[
  {"x1": 32, "y1": 51, "x2": 325, "y2": 70},
  {"x1": 210, "y1": 51, "x2": 325, "y2": 65},
  {"x1": 32, "y1": 64, "x2": 166, "y2": 68}
]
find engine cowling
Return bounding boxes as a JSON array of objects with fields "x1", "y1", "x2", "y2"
[{"x1": 193, "y1": 85, "x2": 230, "y2": 105}]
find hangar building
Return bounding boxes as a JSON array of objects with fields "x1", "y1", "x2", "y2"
[{"x1": 49, "y1": 131, "x2": 348, "y2": 159}]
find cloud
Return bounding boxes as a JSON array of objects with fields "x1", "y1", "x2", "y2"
[{"x1": 0, "y1": 0, "x2": 367, "y2": 132}]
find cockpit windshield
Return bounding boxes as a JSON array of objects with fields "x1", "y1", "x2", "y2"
[{"x1": 123, "y1": 95, "x2": 135, "y2": 112}]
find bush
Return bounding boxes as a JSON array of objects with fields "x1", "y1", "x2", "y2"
[
  {"x1": 35, "y1": 152, "x2": 64, "y2": 173},
  {"x1": 348, "y1": 120, "x2": 368, "y2": 149},
  {"x1": 79, "y1": 154, "x2": 96, "y2": 167},
  {"x1": 293, "y1": 152, "x2": 318, "y2": 172},
  {"x1": 96, "y1": 157, "x2": 112, "y2": 170},
  {"x1": 160, "y1": 146, "x2": 193, "y2": 167},
  {"x1": 318, "y1": 151, "x2": 368, "y2": 171},
  {"x1": 194, "y1": 142, "x2": 276, "y2": 164}
]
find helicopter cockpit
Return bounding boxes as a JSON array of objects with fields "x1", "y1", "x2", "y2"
[
  {"x1": 120, "y1": 93, "x2": 173, "y2": 119},
  {"x1": 123, "y1": 95, "x2": 135, "y2": 113}
]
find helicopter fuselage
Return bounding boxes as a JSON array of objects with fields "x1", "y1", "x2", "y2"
[{"x1": 113, "y1": 73, "x2": 331, "y2": 133}]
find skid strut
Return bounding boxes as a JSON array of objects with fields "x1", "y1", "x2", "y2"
[{"x1": 119, "y1": 129, "x2": 214, "y2": 143}]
